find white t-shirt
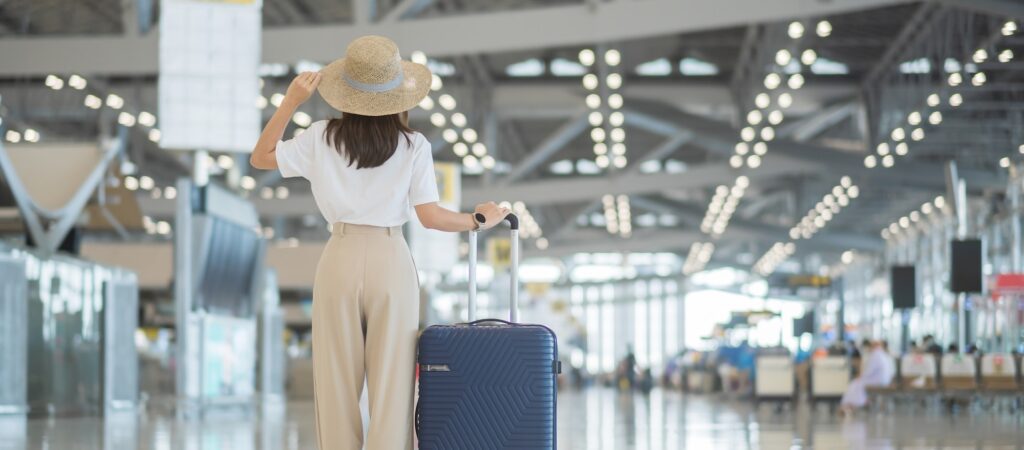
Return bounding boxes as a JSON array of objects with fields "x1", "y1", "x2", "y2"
[{"x1": 275, "y1": 120, "x2": 439, "y2": 227}]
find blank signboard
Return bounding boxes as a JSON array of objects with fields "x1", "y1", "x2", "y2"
[
  {"x1": 159, "y1": 0, "x2": 261, "y2": 152},
  {"x1": 891, "y1": 265, "x2": 916, "y2": 309},
  {"x1": 951, "y1": 239, "x2": 983, "y2": 293}
]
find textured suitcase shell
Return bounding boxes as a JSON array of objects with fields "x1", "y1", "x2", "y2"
[{"x1": 417, "y1": 322, "x2": 558, "y2": 450}]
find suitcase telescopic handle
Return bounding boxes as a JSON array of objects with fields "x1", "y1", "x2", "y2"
[{"x1": 468, "y1": 213, "x2": 519, "y2": 323}]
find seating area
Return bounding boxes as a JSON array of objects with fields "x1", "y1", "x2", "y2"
[{"x1": 867, "y1": 353, "x2": 1023, "y2": 413}]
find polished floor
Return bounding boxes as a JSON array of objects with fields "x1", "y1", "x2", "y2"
[{"x1": 4, "y1": 388, "x2": 1024, "y2": 449}]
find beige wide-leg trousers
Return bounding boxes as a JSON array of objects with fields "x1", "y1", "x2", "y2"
[{"x1": 312, "y1": 222, "x2": 420, "y2": 450}]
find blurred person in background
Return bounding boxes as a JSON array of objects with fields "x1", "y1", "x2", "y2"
[{"x1": 839, "y1": 340, "x2": 895, "y2": 416}]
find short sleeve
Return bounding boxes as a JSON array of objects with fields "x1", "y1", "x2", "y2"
[
  {"x1": 275, "y1": 121, "x2": 324, "y2": 179},
  {"x1": 409, "y1": 135, "x2": 440, "y2": 206}
]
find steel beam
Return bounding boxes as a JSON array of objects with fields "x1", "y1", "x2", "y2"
[
  {"x1": 0, "y1": 0, "x2": 914, "y2": 76},
  {"x1": 499, "y1": 112, "x2": 589, "y2": 185}
]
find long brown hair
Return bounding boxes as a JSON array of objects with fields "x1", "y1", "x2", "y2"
[{"x1": 324, "y1": 112, "x2": 414, "y2": 169}]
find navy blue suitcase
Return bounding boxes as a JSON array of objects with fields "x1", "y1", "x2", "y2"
[{"x1": 416, "y1": 214, "x2": 559, "y2": 449}]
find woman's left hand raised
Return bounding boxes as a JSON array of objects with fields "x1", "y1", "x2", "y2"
[{"x1": 283, "y1": 71, "x2": 323, "y2": 108}]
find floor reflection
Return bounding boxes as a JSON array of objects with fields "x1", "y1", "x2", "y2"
[{"x1": 3, "y1": 388, "x2": 1024, "y2": 449}]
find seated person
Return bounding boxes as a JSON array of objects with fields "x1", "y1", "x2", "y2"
[{"x1": 839, "y1": 340, "x2": 895, "y2": 415}]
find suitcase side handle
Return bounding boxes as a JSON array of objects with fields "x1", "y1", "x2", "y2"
[{"x1": 468, "y1": 213, "x2": 519, "y2": 323}]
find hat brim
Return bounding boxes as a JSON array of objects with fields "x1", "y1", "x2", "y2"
[{"x1": 317, "y1": 59, "x2": 432, "y2": 117}]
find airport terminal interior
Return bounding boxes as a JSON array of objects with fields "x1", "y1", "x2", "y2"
[{"x1": 4, "y1": 0, "x2": 1024, "y2": 448}]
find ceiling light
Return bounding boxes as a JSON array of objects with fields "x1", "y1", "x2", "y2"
[
  {"x1": 270, "y1": 93, "x2": 285, "y2": 107},
  {"x1": 948, "y1": 72, "x2": 962, "y2": 86},
  {"x1": 606, "y1": 73, "x2": 623, "y2": 90},
  {"x1": 949, "y1": 93, "x2": 963, "y2": 107},
  {"x1": 768, "y1": 110, "x2": 784, "y2": 125},
  {"x1": 138, "y1": 111, "x2": 157, "y2": 127},
  {"x1": 735, "y1": 142, "x2": 749, "y2": 155},
  {"x1": 462, "y1": 128, "x2": 478, "y2": 143},
  {"x1": 747, "y1": 110, "x2": 763, "y2": 125},
  {"x1": 608, "y1": 93, "x2": 624, "y2": 109},
  {"x1": 910, "y1": 128, "x2": 924, "y2": 141},
  {"x1": 611, "y1": 143, "x2": 626, "y2": 155},
  {"x1": 453, "y1": 142, "x2": 469, "y2": 156},
  {"x1": 816, "y1": 20, "x2": 832, "y2": 37},
  {"x1": 586, "y1": 94, "x2": 601, "y2": 109},
  {"x1": 430, "y1": 113, "x2": 446, "y2": 127},
  {"x1": 217, "y1": 155, "x2": 234, "y2": 170},
  {"x1": 595, "y1": 155, "x2": 610, "y2": 168},
  {"x1": 927, "y1": 93, "x2": 940, "y2": 107},
  {"x1": 801, "y1": 49, "x2": 818, "y2": 66},
  {"x1": 777, "y1": 93, "x2": 793, "y2": 109},
  {"x1": 451, "y1": 112, "x2": 467, "y2": 128},
  {"x1": 593, "y1": 143, "x2": 607, "y2": 155},
  {"x1": 891, "y1": 128, "x2": 905, "y2": 141},
  {"x1": 591, "y1": 128, "x2": 606, "y2": 142},
  {"x1": 438, "y1": 94, "x2": 456, "y2": 110},
  {"x1": 747, "y1": 154, "x2": 762, "y2": 168},
  {"x1": 729, "y1": 155, "x2": 744, "y2": 168},
  {"x1": 472, "y1": 142, "x2": 487, "y2": 156},
  {"x1": 430, "y1": 74, "x2": 443, "y2": 91},
  {"x1": 462, "y1": 155, "x2": 479, "y2": 168},
  {"x1": 908, "y1": 111, "x2": 921, "y2": 125},
  {"x1": 877, "y1": 143, "x2": 890, "y2": 155},
  {"x1": 1000, "y1": 157, "x2": 1010, "y2": 168},
  {"x1": 582, "y1": 73, "x2": 599, "y2": 90},
  {"x1": 579, "y1": 49, "x2": 596, "y2": 66},
  {"x1": 929, "y1": 111, "x2": 942, "y2": 125},
  {"x1": 788, "y1": 21, "x2": 805, "y2": 39},
  {"x1": 68, "y1": 74, "x2": 87, "y2": 90},
  {"x1": 764, "y1": 73, "x2": 781, "y2": 90},
  {"x1": 973, "y1": 49, "x2": 988, "y2": 63},
  {"x1": 761, "y1": 127, "x2": 775, "y2": 141},
  {"x1": 442, "y1": 128, "x2": 459, "y2": 143},
  {"x1": 481, "y1": 155, "x2": 496, "y2": 169},
  {"x1": 84, "y1": 94, "x2": 102, "y2": 109},
  {"x1": 292, "y1": 111, "x2": 312, "y2": 127},
  {"x1": 139, "y1": 175, "x2": 154, "y2": 190},
  {"x1": 776, "y1": 49, "x2": 792, "y2": 66},
  {"x1": 895, "y1": 142, "x2": 908, "y2": 156},
  {"x1": 999, "y1": 49, "x2": 1014, "y2": 63},
  {"x1": 605, "y1": 49, "x2": 621, "y2": 66},
  {"x1": 882, "y1": 154, "x2": 894, "y2": 167},
  {"x1": 418, "y1": 96, "x2": 434, "y2": 110},
  {"x1": 118, "y1": 112, "x2": 136, "y2": 127},
  {"x1": 741, "y1": 127, "x2": 756, "y2": 142},
  {"x1": 788, "y1": 73, "x2": 805, "y2": 89},
  {"x1": 613, "y1": 155, "x2": 627, "y2": 168},
  {"x1": 610, "y1": 128, "x2": 626, "y2": 143},
  {"x1": 753, "y1": 142, "x2": 767, "y2": 155},
  {"x1": 755, "y1": 93, "x2": 771, "y2": 109},
  {"x1": 864, "y1": 155, "x2": 877, "y2": 168},
  {"x1": 588, "y1": 111, "x2": 603, "y2": 126},
  {"x1": 148, "y1": 129, "x2": 161, "y2": 142},
  {"x1": 105, "y1": 94, "x2": 124, "y2": 109},
  {"x1": 972, "y1": 72, "x2": 987, "y2": 86},
  {"x1": 609, "y1": 111, "x2": 625, "y2": 127}
]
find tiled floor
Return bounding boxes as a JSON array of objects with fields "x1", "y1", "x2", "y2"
[{"x1": 3, "y1": 388, "x2": 1024, "y2": 449}]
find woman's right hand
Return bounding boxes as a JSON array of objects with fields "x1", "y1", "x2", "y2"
[
  {"x1": 474, "y1": 202, "x2": 511, "y2": 230},
  {"x1": 283, "y1": 71, "x2": 322, "y2": 107}
]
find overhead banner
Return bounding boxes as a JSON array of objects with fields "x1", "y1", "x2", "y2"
[{"x1": 158, "y1": 0, "x2": 262, "y2": 152}]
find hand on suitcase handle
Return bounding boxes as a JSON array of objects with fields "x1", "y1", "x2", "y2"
[{"x1": 473, "y1": 212, "x2": 519, "y2": 230}]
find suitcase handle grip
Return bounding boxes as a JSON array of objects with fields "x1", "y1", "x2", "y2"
[
  {"x1": 467, "y1": 318, "x2": 514, "y2": 327},
  {"x1": 474, "y1": 212, "x2": 519, "y2": 230}
]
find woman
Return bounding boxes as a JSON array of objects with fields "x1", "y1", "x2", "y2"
[{"x1": 250, "y1": 35, "x2": 509, "y2": 449}]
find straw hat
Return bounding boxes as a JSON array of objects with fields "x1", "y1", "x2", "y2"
[{"x1": 318, "y1": 35, "x2": 432, "y2": 116}]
